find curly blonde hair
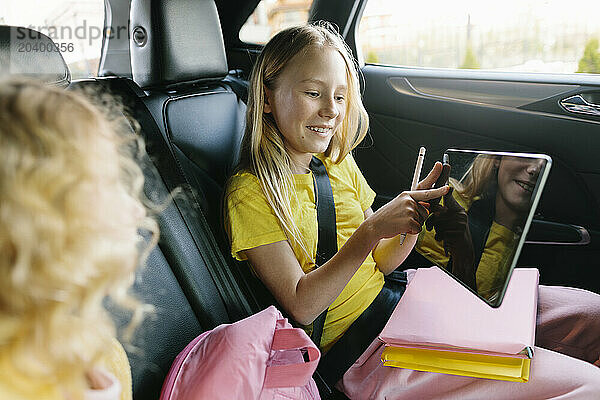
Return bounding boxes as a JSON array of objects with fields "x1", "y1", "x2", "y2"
[
  {"x1": 0, "y1": 79, "x2": 158, "y2": 396},
  {"x1": 234, "y1": 22, "x2": 369, "y2": 260}
]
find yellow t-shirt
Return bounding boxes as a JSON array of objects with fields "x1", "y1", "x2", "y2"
[
  {"x1": 0, "y1": 337, "x2": 132, "y2": 400},
  {"x1": 415, "y1": 191, "x2": 519, "y2": 299},
  {"x1": 225, "y1": 153, "x2": 383, "y2": 351}
]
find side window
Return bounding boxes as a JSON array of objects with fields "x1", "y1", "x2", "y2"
[
  {"x1": 1, "y1": 1, "x2": 105, "y2": 79},
  {"x1": 358, "y1": 0, "x2": 600, "y2": 74},
  {"x1": 239, "y1": 0, "x2": 313, "y2": 45}
]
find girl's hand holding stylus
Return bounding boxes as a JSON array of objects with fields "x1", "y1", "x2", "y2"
[{"x1": 366, "y1": 162, "x2": 449, "y2": 240}]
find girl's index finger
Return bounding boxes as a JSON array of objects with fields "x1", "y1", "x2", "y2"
[
  {"x1": 407, "y1": 185, "x2": 450, "y2": 201},
  {"x1": 416, "y1": 161, "x2": 442, "y2": 190}
]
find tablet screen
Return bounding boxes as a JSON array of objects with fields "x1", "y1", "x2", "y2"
[{"x1": 414, "y1": 149, "x2": 552, "y2": 307}]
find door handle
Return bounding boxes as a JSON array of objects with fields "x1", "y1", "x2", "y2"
[
  {"x1": 560, "y1": 94, "x2": 600, "y2": 117},
  {"x1": 525, "y1": 219, "x2": 590, "y2": 245}
]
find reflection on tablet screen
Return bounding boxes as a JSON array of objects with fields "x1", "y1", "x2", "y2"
[{"x1": 414, "y1": 149, "x2": 552, "y2": 307}]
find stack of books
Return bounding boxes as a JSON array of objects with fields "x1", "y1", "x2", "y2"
[{"x1": 379, "y1": 266, "x2": 539, "y2": 382}]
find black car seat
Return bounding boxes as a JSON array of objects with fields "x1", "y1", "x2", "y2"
[
  {"x1": 122, "y1": 2, "x2": 347, "y2": 397},
  {"x1": 129, "y1": 0, "x2": 244, "y2": 236},
  {"x1": 106, "y1": 0, "x2": 347, "y2": 397},
  {"x1": 123, "y1": 0, "x2": 276, "y2": 313},
  {"x1": 70, "y1": 0, "x2": 277, "y2": 396}
]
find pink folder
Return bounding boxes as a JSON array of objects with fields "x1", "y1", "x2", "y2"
[{"x1": 380, "y1": 266, "x2": 539, "y2": 358}]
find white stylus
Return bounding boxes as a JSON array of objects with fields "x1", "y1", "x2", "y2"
[{"x1": 399, "y1": 147, "x2": 426, "y2": 245}]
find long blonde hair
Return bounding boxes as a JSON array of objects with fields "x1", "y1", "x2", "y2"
[
  {"x1": 0, "y1": 79, "x2": 157, "y2": 396},
  {"x1": 235, "y1": 22, "x2": 369, "y2": 259},
  {"x1": 451, "y1": 154, "x2": 500, "y2": 205}
]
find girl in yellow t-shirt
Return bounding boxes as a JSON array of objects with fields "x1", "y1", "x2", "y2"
[
  {"x1": 0, "y1": 80, "x2": 157, "y2": 399},
  {"x1": 225, "y1": 22, "x2": 600, "y2": 399},
  {"x1": 224, "y1": 20, "x2": 447, "y2": 373}
]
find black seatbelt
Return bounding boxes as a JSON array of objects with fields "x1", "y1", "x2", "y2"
[
  {"x1": 307, "y1": 156, "x2": 340, "y2": 398},
  {"x1": 308, "y1": 156, "x2": 338, "y2": 348},
  {"x1": 308, "y1": 158, "x2": 407, "y2": 396}
]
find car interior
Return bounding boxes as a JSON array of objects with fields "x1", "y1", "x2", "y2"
[{"x1": 1, "y1": 0, "x2": 599, "y2": 399}]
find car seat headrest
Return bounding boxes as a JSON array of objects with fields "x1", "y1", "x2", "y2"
[
  {"x1": 0, "y1": 25, "x2": 71, "y2": 87},
  {"x1": 129, "y1": 0, "x2": 229, "y2": 89}
]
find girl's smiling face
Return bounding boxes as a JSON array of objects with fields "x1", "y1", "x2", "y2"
[
  {"x1": 495, "y1": 156, "x2": 544, "y2": 230},
  {"x1": 497, "y1": 156, "x2": 543, "y2": 212},
  {"x1": 264, "y1": 45, "x2": 348, "y2": 173}
]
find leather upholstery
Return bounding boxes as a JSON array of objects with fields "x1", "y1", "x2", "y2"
[
  {"x1": 109, "y1": 246, "x2": 202, "y2": 399},
  {"x1": 71, "y1": 78, "x2": 234, "y2": 399},
  {"x1": 126, "y1": 0, "x2": 274, "y2": 327},
  {"x1": 129, "y1": 0, "x2": 228, "y2": 89},
  {"x1": 128, "y1": 0, "x2": 247, "y2": 239},
  {"x1": 0, "y1": 25, "x2": 70, "y2": 87},
  {"x1": 74, "y1": 0, "x2": 273, "y2": 396},
  {"x1": 164, "y1": 87, "x2": 246, "y2": 228}
]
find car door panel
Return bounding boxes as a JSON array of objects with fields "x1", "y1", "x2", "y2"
[{"x1": 355, "y1": 65, "x2": 600, "y2": 292}]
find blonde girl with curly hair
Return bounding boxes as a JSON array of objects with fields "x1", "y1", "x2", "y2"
[
  {"x1": 0, "y1": 79, "x2": 157, "y2": 400},
  {"x1": 225, "y1": 23, "x2": 600, "y2": 399}
]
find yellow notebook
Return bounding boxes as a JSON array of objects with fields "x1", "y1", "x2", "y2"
[
  {"x1": 379, "y1": 267, "x2": 539, "y2": 382},
  {"x1": 381, "y1": 346, "x2": 531, "y2": 382}
]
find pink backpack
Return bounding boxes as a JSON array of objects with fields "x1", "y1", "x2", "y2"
[{"x1": 160, "y1": 306, "x2": 321, "y2": 400}]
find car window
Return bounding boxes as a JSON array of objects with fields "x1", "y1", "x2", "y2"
[
  {"x1": 239, "y1": 0, "x2": 313, "y2": 44},
  {"x1": 358, "y1": 0, "x2": 600, "y2": 75},
  {"x1": 1, "y1": 0, "x2": 105, "y2": 79}
]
